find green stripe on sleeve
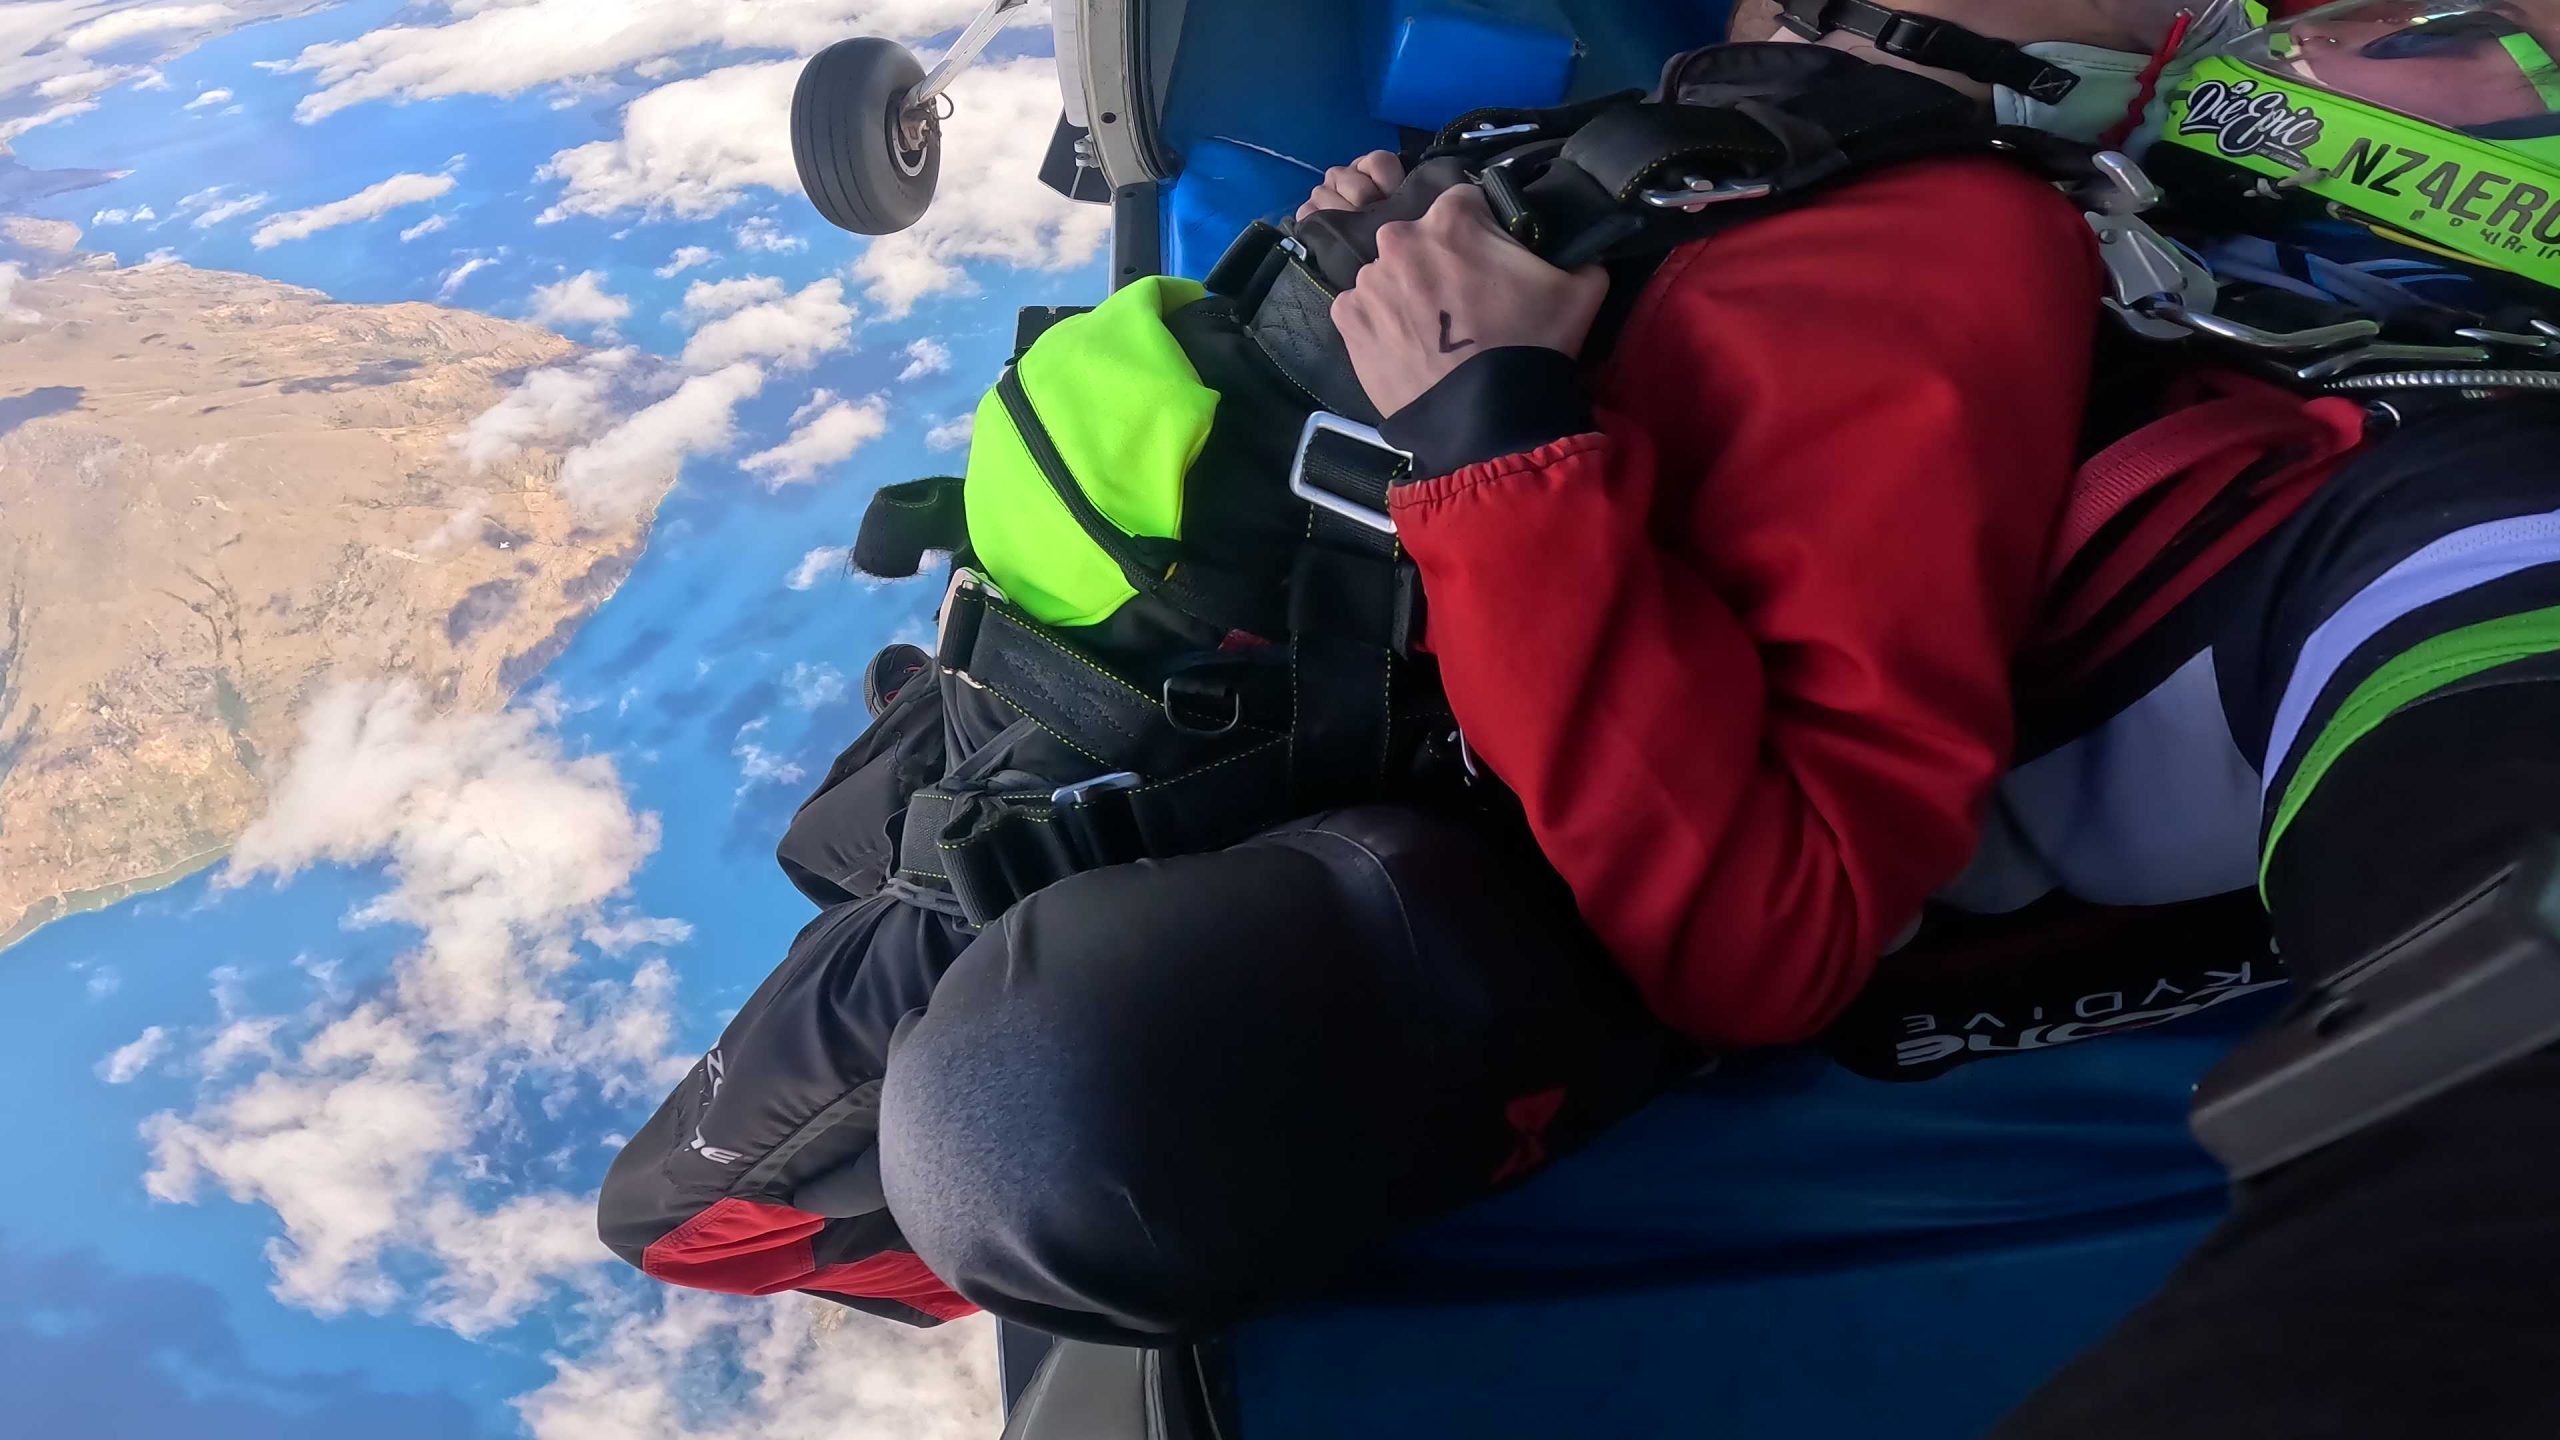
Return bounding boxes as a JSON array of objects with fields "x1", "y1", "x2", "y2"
[{"x1": 2262, "y1": 604, "x2": 2560, "y2": 893}]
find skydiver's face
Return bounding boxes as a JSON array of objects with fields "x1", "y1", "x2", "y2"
[{"x1": 2291, "y1": 2, "x2": 2560, "y2": 128}]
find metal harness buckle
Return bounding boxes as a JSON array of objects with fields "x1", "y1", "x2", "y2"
[
  {"x1": 1050, "y1": 771, "x2": 1143, "y2": 808},
  {"x1": 1638, "y1": 174, "x2": 1778, "y2": 212},
  {"x1": 1289, "y1": 411, "x2": 1407, "y2": 535}
]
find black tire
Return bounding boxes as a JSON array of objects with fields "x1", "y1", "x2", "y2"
[{"x1": 792, "y1": 38, "x2": 940, "y2": 236}]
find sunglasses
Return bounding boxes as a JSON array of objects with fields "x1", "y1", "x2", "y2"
[{"x1": 2359, "y1": 10, "x2": 2532, "y2": 56}]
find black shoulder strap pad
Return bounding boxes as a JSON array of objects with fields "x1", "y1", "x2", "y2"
[{"x1": 853, "y1": 474, "x2": 967, "y2": 579}]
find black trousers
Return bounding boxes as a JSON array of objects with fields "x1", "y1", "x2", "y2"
[
  {"x1": 877, "y1": 805, "x2": 1691, "y2": 1345},
  {"x1": 885, "y1": 805, "x2": 2560, "y2": 1420}
]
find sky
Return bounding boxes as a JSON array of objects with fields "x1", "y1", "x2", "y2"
[{"x1": 0, "y1": 3, "x2": 1115, "y2": 1435}]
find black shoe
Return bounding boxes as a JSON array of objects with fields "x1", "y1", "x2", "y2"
[{"x1": 862, "y1": 643, "x2": 930, "y2": 718}]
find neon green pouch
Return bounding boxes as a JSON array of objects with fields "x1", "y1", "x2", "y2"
[{"x1": 963, "y1": 276, "x2": 1218, "y2": 627}]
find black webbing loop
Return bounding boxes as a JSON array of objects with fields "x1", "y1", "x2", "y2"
[
  {"x1": 1205, "y1": 220, "x2": 1290, "y2": 299},
  {"x1": 1778, "y1": 0, "x2": 2079, "y2": 104},
  {"x1": 1481, "y1": 163, "x2": 1541, "y2": 248},
  {"x1": 853, "y1": 476, "x2": 967, "y2": 579},
  {"x1": 939, "y1": 585, "x2": 1171, "y2": 770}
]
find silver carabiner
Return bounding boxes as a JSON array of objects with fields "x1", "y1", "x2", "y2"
[
  {"x1": 1051, "y1": 771, "x2": 1144, "y2": 808},
  {"x1": 2088, "y1": 212, "x2": 2215, "y2": 342},
  {"x1": 2296, "y1": 342, "x2": 2496, "y2": 382},
  {"x1": 2139, "y1": 298, "x2": 2381, "y2": 354},
  {"x1": 1638, "y1": 174, "x2": 1777, "y2": 211},
  {"x1": 2077, "y1": 150, "x2": 2164, "y2": 216}
]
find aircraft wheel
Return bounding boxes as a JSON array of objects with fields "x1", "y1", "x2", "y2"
[{"x1": 793, "y1": 38, "x2": 941, "y2": 236}]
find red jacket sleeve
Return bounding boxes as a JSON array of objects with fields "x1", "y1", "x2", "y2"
[{"x1": 1387, "y1": 158, "x2": 2101, "y2": 1046}]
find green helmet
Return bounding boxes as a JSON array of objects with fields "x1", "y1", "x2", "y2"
[{"x1": 2160, "y1": 1, "x2": 2560, "y2": 291}]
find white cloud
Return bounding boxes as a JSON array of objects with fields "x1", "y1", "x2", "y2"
[
  {"x1": 655, "y1": 244, "x2": 714, "y2": 278},
  {"x1": 282, "y1": 0, "x2": 988, "y2": 123},
  {"x1": 136, "y1": 247, "x2": 181, "y2": 270},
  {"x1": 86, "y1": 966, "x2": 123, "y2": 999},
  {"x1": 788, "y1": 389, "x2": 838, "y2": 426},
  {"x1": 420, "y1": 1192, "x2": 610, "y2": 1337},
  {"x1": 0, "y1": 262, "x2": 36, "y2": 325},
  {"x1": 678, "y1": 278, "x2": 852, "y2": 372},
  {"x1": 897, "y1": 337, "x2": 950, "y2": 382},
  {"x1": 529, "y1": 269, "x2": 632, "y2": 336},
  {"x1": 436, "y1": 255, "x2": 496, "y2": 298},
  {"x1": 38, "y1": 64, "x2": 118, "y2": 101},
  {"x1": 64, "y1": 3, "x2": 236, "y2": 55},
  {"x1": 184, "y1": 186, "x2": 270, "y2": 229},
  {"x1": 146, "y1": 1065, "x2": 469, "y2": 1312},
  {"x1": 680, "y1": 273, "x2": 784, "y2": 318},
  {"x1": 536, "y1": 60, "x2": 802, "y2": 223},
  {"x1": 99, "y1": 1026, "x2": 171, "y2": 1084},
  {"x1": 852, "y1": 60, "x2": 1113, "y2": 318},
  {"x1": 0, "y1": 0, "x2": 284, "y2": 150},
  {"x1": 732, "y1": 717, "x2": 806, "y2": 792},
  {"x1": 582, "y1": 914, "x2": 694, "y2": 955},
  {"x1": 0, "y1": 97, "x2": 102, "y2": 145},
  {"x1": 924, "y1": 413, "x2": 974, "y2": 453},
  {"x1": 785, "y1": 546, "x2": 846, "y2": 591},
  {"x1": 559, "y1": 362, "x2": 765, "y2": 519},
  {"x1": 202, "y1": 1016, "x2": 285, "y2": 1074},
  {"x1": 183, "y1": 85, "x2": 233, "y2": 110},
  {"x1": 399, "y1": 213, "x2": 450, "y2": 242},
  {"x1": 253, "y1": 171, "x2": 456, "y2": 248},
  {"x1": 91, "y1": 204, "x2": 156, "y2": 225},
  {"x1": 142, "y1": 682, "x2": 681, "y2": 1322},
  {"x1": 458, "y1": 349, "x2": 634, "y2": 469},
  {"x1": 783, "y1": 662, "x2": 847, "y2": 710},
  {"x1": 732, "y1": 214, "x2": 804, "y2": 254},
  {"x1": 514, "y1": 1293, "x2": 998, "y2": 1440},
  {"x1": 740, "y1": 392, "x2": 887, "y2": 487}
]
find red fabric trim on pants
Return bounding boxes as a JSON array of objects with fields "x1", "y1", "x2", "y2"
[{"x1": 640, "y1": 1196, "x2": 978, "y2": 1319}]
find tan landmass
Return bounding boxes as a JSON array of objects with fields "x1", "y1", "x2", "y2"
[{"x1": 0, "y1": 257, "x2": 657, "y2": 951}]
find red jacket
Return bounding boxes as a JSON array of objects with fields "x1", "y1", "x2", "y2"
[{"x1": 1384, "y1": 157, "x2": 2104, "y2": 1047}]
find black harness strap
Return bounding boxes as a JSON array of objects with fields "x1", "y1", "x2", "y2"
[
  {"x1": 1515, "y1": 52, "x2": 1997, "y2": 268},
  {"x1": 895, "y1": 743, "x2": 1293, "y2": 925},
  {"x1": 1778, "y1": 0, "x2": 2079, "y2": 104},
  {"x1": 1422, "y1": 88, "x2": 1650, "y2": 164},
  {"x1": 1284, "y1": 427, "x2": 1421, "y2": 811},
  {"x1": 937, "y1": 581, "x2": 1274, "y2": 773}
]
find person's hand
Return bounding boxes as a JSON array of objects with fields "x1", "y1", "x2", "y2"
[
  {"x1": 1296, "y1": 150, "x2": 1406, "y2": 221},
  {"x1": 1331, "y1": 185, "x2": 1607, "y2": 418}
]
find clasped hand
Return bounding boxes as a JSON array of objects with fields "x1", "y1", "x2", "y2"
[{"x1": 1299, "y1": 151, "x2": 1606, "y2": 419}]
